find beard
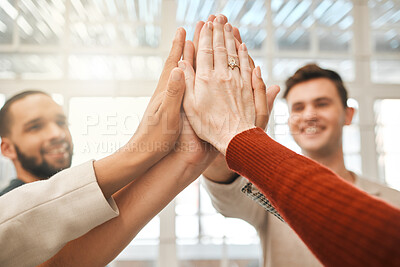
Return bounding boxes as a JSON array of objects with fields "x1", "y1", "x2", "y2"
[{"x1": 14, "y1": 145, "x2": 72, "y2": 180}]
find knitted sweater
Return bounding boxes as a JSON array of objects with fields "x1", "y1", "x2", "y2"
[{"x1": 225, "y1": 127, "x2": 400, "y2": 267}]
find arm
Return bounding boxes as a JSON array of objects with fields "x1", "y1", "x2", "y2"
[
  {"x1": 182, "y1": 16, "x2": 400, "y2": 267},
  {"x1": 225, "y1": 128, "x2": 400, "y2": 267},
  {"x1": 201, "y1": 175, "x2": 267, "y2": 228},
  {"x1": 38, "y1": 34, "x2": 218, "y2": 267},
  {"x1": 0, "y1": 161, "x2": 119, "y2": 267},
  {"x1": 39, "y1": 146, "x2": 212, "y2": 267},
  {"x1": 0, "y1": 28, "x2": 188, "y2": 267}
]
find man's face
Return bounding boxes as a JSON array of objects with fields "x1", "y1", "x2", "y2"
[
  {"x1": 286, "y1": 78, "x2": 353, "y2": 156},
  {"x1": 7, "y1": 94, "x2": 73, "y2": 179}
]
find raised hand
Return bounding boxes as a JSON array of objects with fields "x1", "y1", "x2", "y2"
[
  {"x1": 181, "y1": 16, "x2": 256, "y2": 154},
  {"x1": 94, "y1": 28, "x2": 188, "y2": 198}
]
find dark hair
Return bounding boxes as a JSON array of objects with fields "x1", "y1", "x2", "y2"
[
  {"x1": 0, "y1": 90, "x2": 50, "y2": 137},
  {"x1": 283, "y1": 64, "x2": 348, "y2": 108}
]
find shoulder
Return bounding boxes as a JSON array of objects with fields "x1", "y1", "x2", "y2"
[
  {"x1": 0, "y1": 179, "x2": 25, "y2": 197},
  {"x1": 356, "y1": 175, "x2": 400, "y2": 208}
]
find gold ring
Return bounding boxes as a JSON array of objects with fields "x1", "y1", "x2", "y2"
[{"x1": 228, "y1": 57, "x2": 240, "y2": 70}]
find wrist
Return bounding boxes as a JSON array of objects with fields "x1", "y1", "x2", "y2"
[{"x1": 217, "y1": 124, "x2": 255, "y2": 155}]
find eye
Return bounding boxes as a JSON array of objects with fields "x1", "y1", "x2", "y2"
[
  {"x1": 316, "y1": 101, "x2": 330, "y2": 107},
  {"x1": 291, "y1": 105, "x2": 304, "y2": 112},
  {"x1": 57, "y1": 120, "x2": 67, "y2": 127},
  {"x1": 27, "y1": 124, "x2": 42, "y2": 132}
]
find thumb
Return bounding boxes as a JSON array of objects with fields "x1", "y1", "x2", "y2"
[
  {"x1": 161, "y1": 68, "x2": 186, "y2": 114},
  {"x1": 252, "y1": 66, "x2": 280, "y2": 129},
  {"x1": 266, "y1": 85, "x2": 280, "y2": 116}
]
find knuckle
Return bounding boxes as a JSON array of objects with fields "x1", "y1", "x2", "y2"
[
  {"x1": 198, "y1": 48, "x2": 213, "y2": 55},
  {"x1": 166, "y1": 83, "x2": 181, "y2": 97},
  {"x1": 213, "y1": 46, "x2": 227, "y2": 54}
]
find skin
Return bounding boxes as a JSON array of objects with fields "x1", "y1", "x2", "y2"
[
  {"x1": 1, "y1": 94, "x2": 73, "y2": 183},
  {"x1": 38, "y1": 16, "x2": 269, "y2": 265},
  {"x1": 182, "y1": 15, "x2": 279, "y2": 154},
  {"x1": 286, "y1": 78, "x2": 355, "y2": 182}
]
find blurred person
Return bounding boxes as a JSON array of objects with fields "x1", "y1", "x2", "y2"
[
  {"x1": 0, "y1": 91, "x2": 73, "y2": 196},
  {"x1": 201, "y1": 64, "x2": 400, "y2": 266},
  {"x1": 180, "y1": 20, "x2": 400, "y2": 266}
]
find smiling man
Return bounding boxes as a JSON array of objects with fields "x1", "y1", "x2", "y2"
[
  {"x1": 0, "y1": 91, "x2": 73, "y2": 196},
  {"x1": 283, "y1": 64, "x2": 355, "y2": 182},
  {"x1": 202, "y1": 63, "x2": 400, "y2": 267}
]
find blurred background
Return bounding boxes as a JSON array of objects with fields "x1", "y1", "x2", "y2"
[{"x1": 0, "y1": 0, "x2": 399, "y2": 266}]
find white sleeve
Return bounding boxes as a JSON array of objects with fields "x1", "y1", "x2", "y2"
[
  {"x1": 0, "y1": 160, "x2": 119, "y2": 267},
  {"x1": 201, "y1": 175, "x2": 267, "y2": 229}
]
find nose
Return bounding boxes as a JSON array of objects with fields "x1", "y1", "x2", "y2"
[
  {"x1": 46, "y1": 122, "x2": 66, "y2": 140},
  {"x1": 303, "y1": 105, "x2": 317, "y2": 121}
]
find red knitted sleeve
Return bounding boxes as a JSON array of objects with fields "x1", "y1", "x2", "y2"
[{"x1": 225, "y1": 127, "x2": 400, "y2": 267}]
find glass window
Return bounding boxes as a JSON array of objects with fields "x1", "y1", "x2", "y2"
[
  {"x1": 0, "y1": 94, "x2": 17, "y2": 189},
  {"x1": 176, "y1": 0, "x2": 267, "y2": 50},
  {"x1": 18, "y1": 0, "x2": 64, "y2": 45},
  {"x1": 68, "y1": 55, "x2": 163, "y2": 80},
  {"x1": 69, "y1": 96, "x2": 159, "y2": 264},
  {"x1": 371, "y1": 60, "x2": 400, "y2": 84},
  {"x1": 176, "y1": 179, "x2": 261, "y2": 265},
  {"x1": 0, "y1": 0, "x2": 14, "y2": 44},
  {"x1": 0, "y1": 94, "x2": 5, "y2": 107},
  {"x1": 375, "y1": 99, "x2": 400, "y2": 190},
  {"x1": 69, "y1": 0, "x2": 161, "y2": 48},
  {"x1": 273, "y1": 58, "x2": 354, "y2": 82},
  {"x1": 0, "y1": 53, "x2": 63, "y2": 80}
]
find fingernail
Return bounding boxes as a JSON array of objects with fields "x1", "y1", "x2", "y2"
[
  {"x1": 241, "y1": 43, "x2": 247, "y2": 51},
  {"x1": 225, "y1": 23, "x2": 232, "y2": 32},
  {"x1": 255, "y1": 66, "x2": 262, "y2": 78},
  {"x1": 172, "y1": 69, "x2": 182, "y2": 81},
  {"x1": 178, "y1": 61, "x2": 186, "y2": 70},
  {"x1": 217, "y1": 15, "x2": 224, "y2": 24},
  {"x1": 207, "y1": 21, "x2": 213, "y2": 30}
]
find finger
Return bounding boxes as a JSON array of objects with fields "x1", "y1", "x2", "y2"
[
  {"x1": 183, "y1": 40, "x2": 195, "y2": 67},
  {"x1": 197, "y1": 21, "x2": 214, "y2": 74},
  {"x1": 233, "y1": 26, "x2": 242, "y2": 43},
  {"x1": 238, "y1": 43, "x2": 251, "y2": 85},
  {"x1": 193, "y1": 21, "x2": 204, "y2": 59},
  {"x1": 156, "y1": 28, "x2": 186, "y2": 95},
  {"x1": 213, "y1": 15, "x2": 227, "y2": 70},
  {"x1": 224, "y1": 23, "x2": 237, "y2": 58},
  {"x1": 225, "y1": 23, "x2": 241, "y2": 79},
  {"x1": 207, "y1": 14, "x2": 216, "y2": 22},
  {"x1": 161, "y1": 68, "x2": 186, "y2": 115},
  {"x1": 252, "y1": 67, "x2": 280, "y2": 129},
  {"x1": 216, "y1": 14, "x2": 227, "y2": 24},
  {"x1": 179, "y1": 60, "x2": 195, "y2": 95},
  {"x1": 179, "y1": 60, "x2": 196, "y2": 115},
  {"x1": 233, "y1": 27, "x2": 255, "y2": 70},
  {"x1": 266, "y1": 85, "x2": 280, "y2": 117},
  {"x1": 249, "y1": 55, "x2": 255, "y2": 70}
]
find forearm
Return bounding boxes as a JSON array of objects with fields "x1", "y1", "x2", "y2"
[
  {"x1": 0, "y1": 161, "x2": 118, "y2": 267},
  {"x1": 226, "y1": 128, "x2": 400, "y2": 267},
  {"x1": 94, "y1": 140, "x2": 163, "y2": 199},
  {"x1": 202, "y1": 154, "x2": 239, "y2": 184},
  {"x1": 39, "y1": 152, "x2": 206, "y2": 267}
]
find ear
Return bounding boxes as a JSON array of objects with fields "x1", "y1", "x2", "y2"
[
  {"x1": 344, "y1": 107, "x2": 355, "y2": 125},
  {"x1": 1, "y1": 138, "x2": 17, "y2": 160}
]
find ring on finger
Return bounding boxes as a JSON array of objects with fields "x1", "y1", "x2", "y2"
[{"x1": 228, "y1": 56, "x2": 240, "y2": 70}]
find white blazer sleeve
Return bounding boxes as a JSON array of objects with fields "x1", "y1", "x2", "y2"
[
  {"x1": 201, "y1": 175, "x2": 267, "y2": 229},
  {"x1": 0, "y1": 160, "x2": 119, "y2": 267}
]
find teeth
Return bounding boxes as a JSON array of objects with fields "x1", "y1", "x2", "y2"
[
  {"x1": 46, "y1": 143, "x2": 69, "y2": 154},
  {"x1": 305, "y1": 127, "x2": 317, "y2": 134}
]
